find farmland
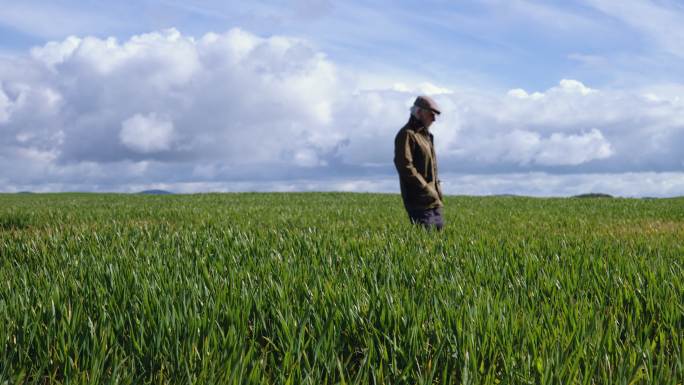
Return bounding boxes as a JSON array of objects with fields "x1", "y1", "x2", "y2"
[{"x1": 1, "y1": 193, "x2": 683, "y2": 384}]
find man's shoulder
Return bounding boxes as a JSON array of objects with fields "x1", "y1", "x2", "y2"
[
  {"x1": 396, "y1": 124, "x2": 417, "y2": 137},
  {"x1": 395, "y1": 126, "x2": 414, "y2": 145}
]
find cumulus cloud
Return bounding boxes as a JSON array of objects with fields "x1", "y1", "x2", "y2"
[
  {"x1": 120, "y1": 113, "x2": 175, "y2": 153},
  {"x1": 535, "y1": 129, "x2": 612, "y2": 166},
  {"x1": 1, "y1": 28, "x2": 684, "y2": 195},
  {"x1": 461, "y1": 127, "x2": 612, "y2": 167},
  {"x1": 8, "y1": 28, "x2": 344, "y2": 167},
  {"x1": 434, "y1": 79, "x2": 684, "y2": 175},
  {"x1": 30, "y1": 36, "x2": 82, "y2": 68},
  {"x1": 557, "y1": 78, "x2": 595, "y2": 95},
  {"x1": 507, "y1": 88, "x2": 544, "y2": 100}
]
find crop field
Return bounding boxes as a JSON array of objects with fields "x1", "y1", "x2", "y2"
[{"x1": 1, "y1": 193, "x2": 683, "y2": 384}]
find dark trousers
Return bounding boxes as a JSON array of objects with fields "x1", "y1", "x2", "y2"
[{"x1": 407, "y1": 207, "x2": 444, "y2": 230}]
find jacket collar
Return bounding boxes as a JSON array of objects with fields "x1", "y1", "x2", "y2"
[{"x1": 407, "y1": 115, "x2": 429, "y2": 133}]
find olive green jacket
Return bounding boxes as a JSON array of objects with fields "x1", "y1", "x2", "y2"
[{"x1": 394, "y1": 116, "x2": 444, "y2": 211}]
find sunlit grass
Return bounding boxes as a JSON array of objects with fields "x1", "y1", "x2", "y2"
[{"x1": 1, "y1": 193, "x2": 682, "y2": 384}]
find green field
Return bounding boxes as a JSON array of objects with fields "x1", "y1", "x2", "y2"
[{"x1": 1, "y1": 193, "x2": 683, "y2": 384}]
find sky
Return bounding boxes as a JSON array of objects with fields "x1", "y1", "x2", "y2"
[{"x1": 1, "y1": 0, "x2": 684, "y2": 197}]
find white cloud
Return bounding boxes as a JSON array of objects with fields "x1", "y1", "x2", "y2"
[
  {"x1": 30, "y1": 36, "x2": 82, "y2": 68},
  {"x1": 507, "y1": 88, "x2": 544, "y2": 100},
  {"x1": 2, "y1": 28, "x2": 344, "y2": 167},
  {"x1": 2, "y1": 28, "x2": 684, "y2": 196},
  {"x1": 434, "y1": 79, "x2": 684, "y2": 174},
  {"x1": 507, "y1": 79, "x2": 596, "y2": 100},
  {"x1": 120, "y1": 113, "x2": 175, "y2": 153},
  {"x1": 38, "y1": 29, "x2": 201, "y2": 88},
  {"x1": 558, "y1": 79, "x2": 595, "y2": 95},
  {"x1": 450, "y1": 126, "x2": 612, "y2": 167},
  {"x1": 535, "y1": 129, "x2": 613, "y2": 166}
]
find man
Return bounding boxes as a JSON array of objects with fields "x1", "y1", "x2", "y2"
[{"x1": 394, "y1": 95, "x2": 444, "y2": 230}]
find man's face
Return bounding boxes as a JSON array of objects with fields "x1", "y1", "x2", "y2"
[{"x1": 419, "y1": 108, "x2": 436, "y2": 128}]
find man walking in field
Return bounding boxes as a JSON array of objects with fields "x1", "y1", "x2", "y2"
[{"x1": 394, "y1": 95, "x2": 444, "y2": 230}]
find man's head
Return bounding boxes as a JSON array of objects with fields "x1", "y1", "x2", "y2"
[{"x1": 411, "y1": 95, "x2": 441, "y2": 128}]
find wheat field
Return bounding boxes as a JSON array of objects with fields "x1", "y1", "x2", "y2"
[{"x1": 1, "y1": 193, "x2": 682, "y2": 384}]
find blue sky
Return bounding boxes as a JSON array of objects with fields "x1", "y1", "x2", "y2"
[
  {"x1": 2, "y1": 0, "x2": 684, "y2": 196},
  {"x1": 4, "y1": 0, "x2": 683, "y2": 89}
]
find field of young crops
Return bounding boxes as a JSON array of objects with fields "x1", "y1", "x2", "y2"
[{"x1": 1, "y1": 192, "x2": 682, "y2": 384}]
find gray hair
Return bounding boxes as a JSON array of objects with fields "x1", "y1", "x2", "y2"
[{"x1": 410, "y1": 105, "x2": 421, "y2": 118}]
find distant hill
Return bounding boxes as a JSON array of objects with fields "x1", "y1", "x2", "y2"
[
  {"x1": 572, "y1": 193, "x2": 613, "y2": 198},
  {"x1": 138, "y1": 189, "x2": 173, "y2": 195}
]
